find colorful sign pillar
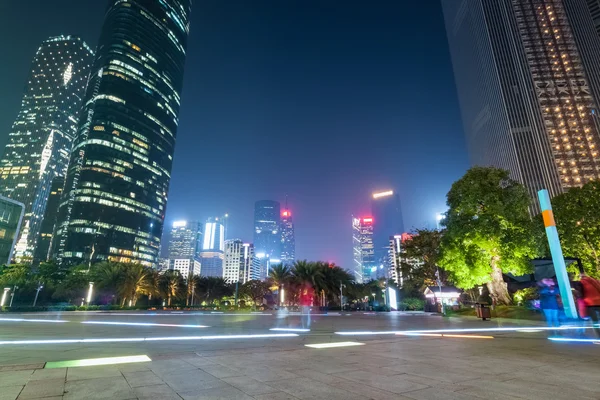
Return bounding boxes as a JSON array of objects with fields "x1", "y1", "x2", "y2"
[{"x1": 537, "y1": 189, "x2": 577, "y2": 319}]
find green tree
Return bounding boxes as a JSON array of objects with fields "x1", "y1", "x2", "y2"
[
  {"x1": 159, "y1": 270, "x2": 185, "y2": 306},
  {"x1": 320, "y1": 264, "x2": 354, "y2": 305},
  {"x1": 194, "y1": 276, "x2": 231, "y2": 305},
  {"x1": 121, "y1": 263, "x2": 153, "y2": 306},
  {"x1": 439, "y1": 167, "x2": 540, "y2": 305},
  {"x1": 551, "y1": 181, "x2": 600, "y2": 276},
  {"x1": 52, "y1": 265, "x2": 89, "y2": 303},
  {"x1": 91, "y1": 261, "x2": 126, "y2": 304},
  {"x1": 268, "y1": 264, "x2": 292, "y2": 306},
  {"x1": 400, "y1": 229, "x2": 445, "y2": 293},
  {"x1": 240, "y1": 280, "x2": 271, "y2": 307}
]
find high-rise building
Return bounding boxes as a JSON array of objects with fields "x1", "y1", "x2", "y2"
[
  {"x1": 167, "y1": 220, "x2": 201, "y2": 259},
  {"x1": 280, "y1": 208, "x2": 295, "y2": 265},
  {"x1": 198, "y1": 217, "x2": 225, "y2": 278},
  {"x1": 0, "y1": 196, "x2": 25, "y2": 265},
  {"x1": 33, "y1": 178, "x2": 64, "y2": 263},
  {"x1": 0, "y1": 36, "x2": 93, "y2": 261},
  {"x1": 371, "y1": 190, "x2": 404, "y2": 278},
  {"x1": 351, "y1": 216, "x2": 375, "y2": 283},
  {"x1": 53, "y1": 0, "x2": 192, "y2": 267},
  {"x1": 242, "y1": 243, "x2": 261, "y2": 282},
  {"x1": 223, "y1": 239, "x2": 244, "y2": 283},
  {"x1": 254, "y1": 200, "x2": 281, "y2": 277},
  {"x1": 169, "y1": 258, "x2": 199, "y2": 277},
  {"x1": 442, "y1": 0, "x2": 600, "y2": 205},
  {"x1": 389, "y1": 233, "x2": 424, "y2": 287}
]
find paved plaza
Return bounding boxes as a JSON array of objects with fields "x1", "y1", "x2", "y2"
[{"x1": 0, "y1": 311, "x2": 599, "y2": 399}]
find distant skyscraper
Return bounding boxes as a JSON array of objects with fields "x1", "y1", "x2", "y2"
[
  {"x1": 223, "y1": 239, "x2": 244, "y2": 283},
  {"x1": 33, "y1": 178, "x2": 64, "y2": 263},
  {"x1": 442, "y1": 0, "x2": 600, "y2": 205},
  {"x1": 371, "y1": 190, "x2": 404, "y2": 277},
  {"x1": 168, "y1": 220, "x2": 201, "y2": 259},
  {"x1": 254, "y1": 200, "x2": 281, "y2": 277},
  {"x1": 198, "y1": 217, "x2": 225, "y2": 278},
  {"x1": 0, "y1": 36, "x2": 93, "y2": 261},
  {"x1": 0, "y1": 196, "x2": 25, "y2": 265},
  {"x1": 352, "y1": 216, "x2": 375, "y2": 283},
  {"x1": 280, "y1": 208, "x2": 295, "y2": 265},
  {"x1": 54, "y1": 0, "x2": 192, "y2": 267}
]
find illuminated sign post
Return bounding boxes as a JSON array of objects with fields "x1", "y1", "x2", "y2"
[
  {"x1": 387, "y1": 287, "x2": 397, "y2": 311},
  {"x1": 537, "y1": 189, "x2": 577, "y2": 319}
]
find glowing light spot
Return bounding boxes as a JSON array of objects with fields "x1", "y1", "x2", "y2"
[
  {"x1": 270, "y1": 328, "x2": 310, "y2": 332},
  {"x1": 305, "y1": 342, "x2": 365, "y2": 349},
  {"x1": 46, "y1": 355, "x2": 151, "y2": 369}
]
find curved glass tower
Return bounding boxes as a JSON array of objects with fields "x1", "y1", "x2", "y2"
[
  {"x1": 54, "y1": 0, "x2": 192, "y2": 267},
  {"x1": 0, "y1": 36, "x2": 93, "y2": 262}
]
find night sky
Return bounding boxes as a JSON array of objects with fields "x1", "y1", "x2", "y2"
[{"x1": 0, "y1": 0, "x2": 468, "y2": 268}]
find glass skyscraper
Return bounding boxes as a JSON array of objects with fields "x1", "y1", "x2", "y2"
[
  {"x1": 167, "y1": 220, "x2": 201, "y2": 259},
  {"x1": 0, "y1": 36, "x2": 93, "y2": 261},
  {"x1": 0, "y1": 196, "x2": 25, "y2": 265},
  {"x1": 442, "y1": 0, "x2": 600, "y2": 205},
  {"x1": 280, "y1": 208, "x2": 295, "y2": 265},
  {"x1": 54, "y1": 0, "x2": 192, "y2": 266},
  {"x1": 198, "y1": 217, "x2": 225, "y2": 278},
  {"x1": 371, "y1": 190, "x2": 404, "y2": 278},
  {"x1": 352, "y1": 216, "x2": 375, "y2": 283},
  {"x1": 253, "y1": 200, "x2": 281, "y2": 278}
]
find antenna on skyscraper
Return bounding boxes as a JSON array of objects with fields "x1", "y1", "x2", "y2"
[{"x1": 285, "y1": 194, "x2": 288, "y2": 210}]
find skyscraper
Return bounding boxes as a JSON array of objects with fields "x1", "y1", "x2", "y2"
[
  {"x1": 351, "y1": 216, "x2": 375, "y2": 283},
  {"x1": 167, "y1": 220, "x2": 201, "y2": 259},
  {"x1": 0, "y1": 196, "x2": 25, "y2": 265},
  {"x1": 280, "y1": 208, "x2": 295, "y2": 265},
  {"x1": 54, "y1": 0, "x2": 192, "y2": 267},
  {"x1": 254, "y1": 200, "x2": 281, "y2": 277},
  {"x1": 223, "y1": 239, "x2": 244, "y2": 283},
  {"x1": 33, "y1": 178, "x2": 64, "y2": 263},
  {"x1": 0, "y1": 36, "x2": 93, "y2": 261},
  {"x1": 198, "y1": 217, "x2": 225, "y2": 278},
  {"x1": 371, "y1": 190, "x2": 404, "y2": 278},
  {"x1": 442, "y1": 0, "x2": 600, "y2": 204}
]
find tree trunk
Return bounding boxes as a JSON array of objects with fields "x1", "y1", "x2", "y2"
[
  {"x1": 487, "y1": 260, "x2": 511, "y2": 305},
  {"x1": 168, "y1": 295, "x2": 172, "y2": 306}
]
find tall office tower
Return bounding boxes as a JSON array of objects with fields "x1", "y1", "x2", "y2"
[
  {"x1": 371, "y1": 190, "x2": 404, "y2": 277},
  {"x1": 33, "y1": 178, "x2": 64, "y2": 263},
  {"x1": 223, "y1": 239, "x2": 245, "y2": 283},
  {"x1": 198, "y1": 217, "x2": 225, "y2": 277},
  {"x1": 254, "y1": 200, "x2": 281, "y2": 276},
  {"x1": 241, "y1": 243, "x2": 260, "y2": 282},
  {"x1": 0, "y1": 196, "x2": 25, "y2": 265},
  {"x1": 351, "y1": 216, "x2": 375, "y2": 283},
  {"x1": 0, "y1": 36, "x2": 93, "y2": 261},
  {"x1": 167, "y1": 220, "x2": 201, "y2": 259},
  {"x1": 585, "y1": 0, "x2": 600, "y2": 37},
  {"x1": 443, "y1": 0, "x2": 600, "y2": 205},
  {"x1": 54, "y1": 0, "x2": 192, "y2": 267},
  {"x1": 280, "y1": 208, "x2": 295, "y2": 265}
]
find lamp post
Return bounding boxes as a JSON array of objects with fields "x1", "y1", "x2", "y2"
[
  {"x1": 33, "y1": 282, "x2": 43, "y2": 307},
  {"x1": 0, "y1": 288, "x2": 9, "y2": 307},
  {"x1": 87, "y1": 282, "x2": 94, "y2": 305},
  {"x1": 9, "y1": 285, "x2": 18, "y2": 307}
]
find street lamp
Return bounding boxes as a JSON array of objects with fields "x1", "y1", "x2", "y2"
[
  {"x1": 33, "y1": 282, "x2": 44, "y2": 307},
  {"x1": 280, "y1": 287, "x2": 285, "y2": 305},
  {"x1": 87, "y1": 282, "x2": 94, "y2": 304},
  {"x1": 9, "y1": 285, "x2": 18, "y2": 307},
  {"x1": 1, "y1": 288, "x2": 9, "y2": 307},
  {"x1": 436, "y1": 213, "x2": 445, "y2": 229}
]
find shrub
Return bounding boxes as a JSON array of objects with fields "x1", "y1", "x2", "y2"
[
  {"x1": 513, "y1": 288, "x2": 538, "y2": 306},
  {"x1": 398, "y1": 297, "x2": 425, "y2": 311}
]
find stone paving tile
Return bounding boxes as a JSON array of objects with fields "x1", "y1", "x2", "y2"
[
  {"x1": 160, "y1": 370, "x2": 230, "y2": 392},
  {"x1": 220, "y1": 376, "x2": 279, "y2": 396},
  {"x1": 0, "y1": 371, "x2": 34, "y2": 387},
  {"x1": 328, "y1": 380, "x2": 414, "y2": 400},
  {"x1": 29, "y1": 369, "x2": 66, "y2": 382},
  {"x1": 467, "y1": 379, "x2": 596, "y2": 400},
  {"x1": 117, "y1": 363, "x2": 151, "y2": 373},
  {"x1": 268, "y1": 376, "x2": 370, "y2": 400},
  {"x1": 63, "y1": 376, "x2": 135, "y2": 400},
  {"x1": 122, "y1": 370, "x2": 163, "y2": 388},
  {"x1": 200, "y1": 365, "x2": 244, "y2": 379},
  {"x1": 251, "y1": 393, "x2": 300, "y2": 400},
  {"x1": 178, "y1": 385, "x2": 254, "y2": 400},
  {"x1": 333, "y1": 370, "x2": 428, "y2": 395},
  {"x1": 290, "y1": 368, "x2": 347, "y2": 385},
  {"x1": 148, "y1": 360, "x2": 195, "y2": 378},
  {"x1": 456, "y1": 386, "x2": 527, "y2": 400},
  {"x1": 402, "y1": 387, "x2": 482, "y2": 400},
  {"x1": 133, "y1": 383, "x2": 181, "y2": 400},
  {"x1": 16, "y1": 379, "x2": 65, "y2": 399},
  {"x1": 239, "y1": 368, "x2": 299, "y2": 383},
  {"x1": 66, "y1": 366, "x2": 122, "y2": 381},
  {"x1": 0, "y1": 385, "x2": 24, "y2": 400},
  {"x1": 182, "y1": 356, "x2": 216, "y2": 367},
  {"x1": 0, "y1": 364, "x2": 44, "y2": 372}
]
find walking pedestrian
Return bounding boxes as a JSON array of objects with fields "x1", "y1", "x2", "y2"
[
  {"x1": 579, "y1": 273, "x2": 600, "y2": 337},
  {"x1": 539, "y1": 278, "x2": 560, "y2": 333}
]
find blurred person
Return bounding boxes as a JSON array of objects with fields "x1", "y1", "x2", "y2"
[
  {"x1": 579, "y1": 273, "x2": 600, "y2": 336},
  {"x1": 300, "y1": 285, "x2": 313, "y2": 329},
  {"x1": 539, "y1": 278, "x2": 560, "y2": 333}
]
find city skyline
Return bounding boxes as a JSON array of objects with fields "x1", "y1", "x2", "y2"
[{"x1": 0, "y1": 1, "x2": 468, "y2": 269}]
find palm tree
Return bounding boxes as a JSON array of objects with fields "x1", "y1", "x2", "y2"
[
  {"x1": 195, "y1": 277, "x2": 231, "y2": 306},
  {"x1": 268, "y1": 264, "x2": 292, "y2": 306},
  {"x1": 291, "y1": 260, "x2": 325, "y2": 306},
  {"x1": 159, "y1": 270, "x2": 184, "y2": 306},
  {"x1": 91, "y1": 261, "x2": 126, "y2": 304},
  {"x1": 321, "y1": 264, "x2": 354, "y2": 306},
  {"x1": 121, "y1": 264, "x2": 152, "y2": 306}
]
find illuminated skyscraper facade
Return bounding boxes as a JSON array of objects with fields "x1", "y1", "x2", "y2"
[
  {"x1": 0, "y1": 196, "x2": 25, "y2": 265},
  {"x1": 33, "y1": 178, "x2": 64, "y2": 263},
  {"x1": 280, "y1": 209, "x2": 295, "y2": 265},
  {"x1": 443, "y1": 0, "x2": 600, "y2": 205},
  {"x1": 351, "y1": 216, "x2": 375, "y2": 283},
  {"x1": 0, "y1": 36, "x2": 93, "y2": 261},
  {"x1": 371, "y1": 190, "x2": 404, "y2": 278},
  {"x1": 167, "y1": 220, "x2": 201, "y2": 259},
  {"x1": 198, "y1": 217, "x2": 225, "y2": 277},
  {"x1": 223, "y1": 239, "x2": 244, "y2": 283},
  {"x1": 254, "y1": 200, "x2": 281, "y2": 277},
  {"x1": 54, "y1": 0, "x2": 191, "y2": 266}
]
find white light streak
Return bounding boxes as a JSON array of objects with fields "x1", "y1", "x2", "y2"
[
  {"x1": 305, "y1": 342, "x2": 365, "y2": 349},
  {"x1": 270, "y1": 328, "x2": 310, "y2": 332},
  {"x1": 81, "y1": 321, "x2": 208, "y2": 328},
  {"x1": 0, "y1": 318, "x2": 67, "y2": 323},
  {"x1": 335, "y1": 326, "x2": 590, "y2": 336}
]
